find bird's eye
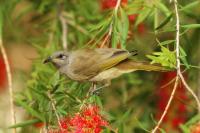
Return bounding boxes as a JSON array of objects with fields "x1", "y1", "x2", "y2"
[{"x1": 57, "y1": 54, "x2": 66, "y2": 59}]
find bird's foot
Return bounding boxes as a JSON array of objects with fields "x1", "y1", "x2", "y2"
[{"x1": 89, "y1": 89, "x2": 101, "y2": 96}]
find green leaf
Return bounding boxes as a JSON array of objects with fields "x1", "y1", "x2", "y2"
[
  {"x1": 156, "y1": 2, "x2": 171, "y2": 16},
  {"x1": 0, "y1": 6, "x2": 3, "y2": 38},
  {"x1": 49, "y1": 71, "x2": 60, "y2": 87},
  {"x1": 111, "y1": 24, "x2": 119, "y2": 48},
  {"x1": 125, "y1": 0, "x2": 143, "y2": 15},
  {"x1": 180, "y1": 124, "x2": 190, "y2": 133},
  {"x1": 95, "y1": 96, "x2": 103, "y2": 109},
  {"x1": 16, "y1": 99, "x2": 45, "y2": 121},
  {"x1": 120, "y1": 109, "x2": 132, "y2": 122},
  {"x1": 146, "y1": 46, "x2": 176, "y2": 68},
  {"x1": 181, "y1": 24, "x2": 200, "y2": 29},
  {"x1": 120, "y1": 8, "x2": 129, "y2": 48},
  {"x1": 185, "y1": 114, "x2": 200, "y2": 126},
  {"x1": 118, "y1": 124, "x2": 124, "y2": 133},
  {"x1": 9, "y1": 119, "x2": 40, "y2": 128},
  {"x1": 159, "y1": 128, "x2": 167, "y2": 133},
  {"x1": 155, "y1": 13, "x2": 173, "y2": 30},
  {"x1": 89, "y1": 17, "x2": 111, "y2": 32},
  {"x1": 134, "y1": 117, "x2": 150, "y2": 132},
  {"x1": 135, "y1": 7, "x2": 151, "y2": 26},
  {"x1": 159, "y1": 40, "x2": 175, "y2": 46},
  {"x1": 180, "y1": 1, "x2": 200, "y2": 12}
]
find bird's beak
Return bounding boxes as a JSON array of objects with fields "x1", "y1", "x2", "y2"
[{"x1": 43, "y1": 56, "x2": 52, "y2": 64}]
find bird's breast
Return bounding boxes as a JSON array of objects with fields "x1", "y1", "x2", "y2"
[{"x1": 59, "y1": 66, "x2": 90, "y2": 81}]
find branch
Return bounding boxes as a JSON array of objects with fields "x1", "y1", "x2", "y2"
[
  {"x1": 99, "y1": 23, "x2": 113, "y2": 48},
  {"x1": 100, "y1": 0, "x2": 121, "y2": 48},
  {"x1": 152, "y1": 0, "x2": 200, "y2": 132},
  {"x1": 151, "y1": 76, "x2": 179, "y2": 133},
  {"x1": 0, "y1": 36, "x2": 16, "y2": 133},
  {"x1": 179, "y1": 73, "x2": 200, "y2": 110},
  {"x1": 115, "y1": 0, "x2": 121, "y2": 13},
  {"x1": 47, "y1": 91, "x2": 62, "y2": 128},
  {"x1": 59, "y1": 14, "x2": 68, "y2": 50}
]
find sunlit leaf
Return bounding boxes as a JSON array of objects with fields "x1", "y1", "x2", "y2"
[
  {"x1": 180, "y1": 1, "x2": 200, "y2": 12},
  {"x1": 156, "y1": 2, "x2": 171, "y2": 16},
  {"x1": 155, "y1": 13, "x2": 173, "y2": 30},
  {"x1": 135, "y1": 7, "x2": 151, "y2": 26},
  {"x1": 120, "y1": 8, "x2": 129, "y2": 48},
  {"x1": 181, "y1": 24, "x2": 200, "y2": 29}
]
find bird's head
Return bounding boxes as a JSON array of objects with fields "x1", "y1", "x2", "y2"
[{"x1": 43, "y1": 51, "x2": 69, "y2": 68}]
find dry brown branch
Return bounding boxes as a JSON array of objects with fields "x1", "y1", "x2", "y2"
[
  {"x1": 59, "y1": 14, "x2": 68, "y2": 50},
  {"x1": 100, "y1": 0, "x2": 121, "y2": 48},
  {"x1": 0, "y1": 37, "x2": 16, "y2": 133},
  {"x1": 99, "y1": 24, "x2": 113, "y2": 48}
]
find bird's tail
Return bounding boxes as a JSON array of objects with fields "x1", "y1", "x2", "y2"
[{"x1": 115, "y1": 59, "x2": 170, "y2": 73}]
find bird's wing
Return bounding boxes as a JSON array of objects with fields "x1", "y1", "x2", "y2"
[
  {"x1": 70, "y1": 48, "x2": 132, "y2": 79},
  {"x1": 94, "y1": 48, "x2": 131, "y2": 71},
  {"x1": 115, "y1": 59, "x2": 168, "y2": 72}
]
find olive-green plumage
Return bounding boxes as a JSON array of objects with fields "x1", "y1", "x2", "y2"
[{"x1": 44, "y1": 48, "x2": 167, "y2": 85}]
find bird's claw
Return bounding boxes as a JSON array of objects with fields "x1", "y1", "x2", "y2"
[{"x1": 89, "y1": 89, "x2": 100, "y2": 96}]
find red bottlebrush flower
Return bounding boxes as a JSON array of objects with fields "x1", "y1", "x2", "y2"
[
  {"x1": 128, "y1": 14, "x2": 137, "y2": 22},
  {"x1": 51, "y1": 105, "x2": 108, "y2": 133},
  {"x1": 137, "y1": 23, "x2": 146, "y2": 34},
  {"x1": 172, "y1": 117, "x2": 185, "y2": 128},
  {"x1": 33, "y1": 122, "x2": 44, "y2": 128},
  {"x1": 101, "y1": 0, "x2": 127, "y2": 10},
  {"x1": 0, "y1": 56, "x2": 7, "y2": 90}
]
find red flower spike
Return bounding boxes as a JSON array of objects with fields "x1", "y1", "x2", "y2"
[
  {"x1": 101, "y1": 0, "x2": 127, "y2": 10},
  {"x1": 49, "y1": 105, "x2": 108, "y2": 133},
  {"x1": 33, "y1": 122, "x2": 44, "y2": 128},
  {"x1": 128, "y1": 14, "x2": 137, "y2": 22},
  {"x1": 0, "y1": 57, "x2": 7, "y2": 90}
]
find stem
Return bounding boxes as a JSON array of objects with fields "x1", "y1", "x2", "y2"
[
  {"x1": 47, "y1": 91, "x2": 62, "y2": 128},
  {"x1": 151, "y1": 76, "x2": 179, "y2": 133},
  {"x1": 115, "y1": 0, "x2": 121, "y2": 13},
  {"x1": 0, "y1": 38, "x2": 16, "y2": 133},
  {"x1": 179, "y1": 73, "x2": 200, "y2": 110},
  {"x1": 100, "y1": 0, "x2": 121, "y2": 48},
  {"x1": 198, "y1": 62, "x2": 200, "y2": 113},
  {"x1": 59, "y1": 14, "x2": 68, "y2": 50}
]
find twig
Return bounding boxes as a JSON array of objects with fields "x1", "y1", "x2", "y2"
[
  {"x1": 151, "y1": 0, "x2": 200, "y2": 132},
  {"x1": 198, "y1": 62, "x2": 200, "y2": 113},
  {"x1": 47, "y1": 91, "x2": 62, "y2": 128},
  {"x1": 115, "y1": 0, "x2": 121, "y2": 13},
  {"x1": 179, "y1": 73, "x2": 200, "y2": 110},
  {"x1": 100, "y1": 0, "x2": 121, "y2": 48},
  {"x1": 151, "y1": 76, "x2": 179, "y2": 133},
  {"x1": 59, "y1": 14, "x2": 68, "y2": 50},
  {"x1": 0, "y1": 35, "x2": 16, "y2": 133},
  {"x1": 99, "y1": 23, "x2": 113, "y2": 48}
]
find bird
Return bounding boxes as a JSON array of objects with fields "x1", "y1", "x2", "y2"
[{"x1": 44, "y1": 48, "x2": 168, "y2": 94}]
